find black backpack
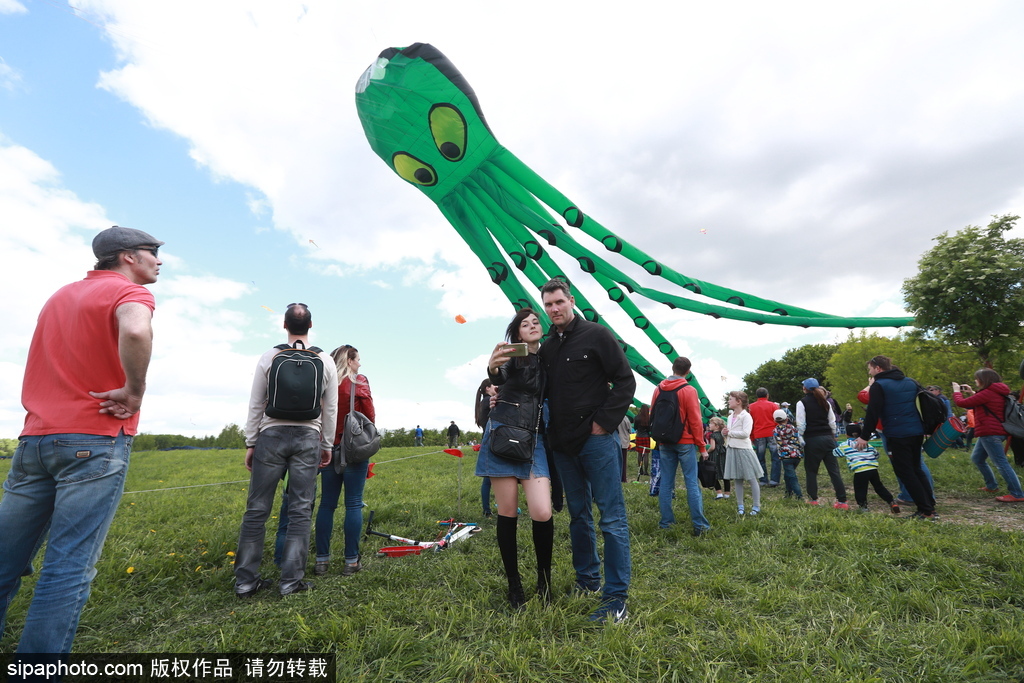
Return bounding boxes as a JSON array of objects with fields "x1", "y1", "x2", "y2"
[
  {"x1": 914, "y1": 383, "x2": 947, "y2": 435},
  {"x1": 650, "y1": 385, "x2": 686, "y2": 444},
  {"x1": 265, "y1": 341, "x2": 325, "y2": 421}
]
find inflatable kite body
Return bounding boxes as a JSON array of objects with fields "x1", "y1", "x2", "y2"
[{"x1": 355, "y1": 43, "x2": 912, "y2": 416}]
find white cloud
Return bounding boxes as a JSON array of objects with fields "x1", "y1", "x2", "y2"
[{"x1": 0, "y1": 0, "x2": 26, "y2": 15}]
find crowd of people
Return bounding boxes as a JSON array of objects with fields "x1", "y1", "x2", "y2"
[{"x1": 2, "y1": 226, "x2": 1021, "y2": 663}]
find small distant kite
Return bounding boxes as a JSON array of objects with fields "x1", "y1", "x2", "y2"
[
  {"x1": 454, "y1": 314, "x2": 467, "y2": 324},
  {"x1": 261, "y1": 305, "x2": 275, "y2": 313},
  {"x1": 309, "y1": 239, "x2": 320, "y2": 249},
  {"x1": 700, "y1": 229, "x2": 708, "y2": 235}
]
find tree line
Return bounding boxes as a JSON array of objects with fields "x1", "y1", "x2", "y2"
[{"x1": 106, "y1": 425, "x2": 485, "y2": 453}]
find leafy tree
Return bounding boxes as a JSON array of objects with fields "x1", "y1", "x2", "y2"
[
  {"x1": 215, "y1": 424, "x2": 246, "y2": 449},
  {"x1": 902, "y1": 214, "x2": 1024, "y2": 367},
  {"x1": 741, "y1": 342, "x2": 839, "y2": 407},
  {"x1": 0, "y1": 438, "x2": 18, "y2": 458}
]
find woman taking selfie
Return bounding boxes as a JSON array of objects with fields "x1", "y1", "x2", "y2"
[{"x1": 474, "y1": 308, "x2": 552, "y2": 609}]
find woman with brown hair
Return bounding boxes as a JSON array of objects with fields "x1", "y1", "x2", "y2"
[
  {"x1": 953, "y1": 369, "x2": 1024, "y2": 502},
  {"x1": 475, "y1": 308, "x2": 553, "y2": 608}
]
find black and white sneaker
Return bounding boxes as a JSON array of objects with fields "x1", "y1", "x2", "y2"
[
  {"x1": 588, "y1": 599, "x2": 628, "y2": 624},
  {"x1": 235, "y1": 578, "x2": 273, "y2": 599}
]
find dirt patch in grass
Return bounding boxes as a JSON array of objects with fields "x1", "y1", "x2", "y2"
[{"x1": 934, "y1": 494, "x2": 1024, "y2": 532}]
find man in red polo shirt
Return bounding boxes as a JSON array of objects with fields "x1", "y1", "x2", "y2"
[
  {"x1": 749, "y1": 388, "x2": 781, "y2": 486},
  {"x1": 0, "y1": 226, "x2": 162, "y2": 662}
]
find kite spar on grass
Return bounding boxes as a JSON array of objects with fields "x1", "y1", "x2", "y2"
[{"x1": 355, "y1": 43, "x2": 914, "y2": 417}]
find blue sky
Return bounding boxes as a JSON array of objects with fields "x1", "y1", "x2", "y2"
[{"x1": 2, "y1": 0, "x2": 1023, "y2": 438}]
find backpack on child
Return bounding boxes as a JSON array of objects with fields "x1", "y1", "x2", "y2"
[
  {"x1": 265, "y1": 340, "x2": 325, "y2": 421},
  {"x1": 650, "y1": 385, "x2": 686, "y2": 444}
]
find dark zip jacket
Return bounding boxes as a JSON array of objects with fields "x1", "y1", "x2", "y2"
[
  {"x1": 539, "y1": 315, "x2": 636, "y2": 457},
  {"x1": 488, "y1": 352, "x2": 544, "y2": 433}
]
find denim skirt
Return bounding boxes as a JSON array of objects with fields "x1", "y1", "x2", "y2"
[{"x1": 474, "y1": 419, "x2": 550, "y2": 480}]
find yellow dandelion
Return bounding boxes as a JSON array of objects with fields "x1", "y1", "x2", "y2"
[
  {"x1": 168, "y1": 552, "x2": 175, "y2": 556},
  {"x1": 127, "y1": 567, "x2": 135, "y2": 574},
  {"x1": 201, "y1": 551, "x2": 208, "y2": 555},
  {"x1": 195, "y1": 566, "x2": 202, "y2": 572},
  {"x1": 226, "y1": 551, "x2": 235, "y2": 557}
]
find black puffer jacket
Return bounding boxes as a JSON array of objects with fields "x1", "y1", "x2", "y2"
[{"x1": 488, "y1": 353, "x2": 544, "y2": 433}]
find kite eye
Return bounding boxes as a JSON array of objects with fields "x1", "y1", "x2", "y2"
[
  {"x1": 393, "y1": 153, "x2": 437, "y2": 186},
  {"x1": 429, "y1": 104, "x2": 467, "y2": 161}
]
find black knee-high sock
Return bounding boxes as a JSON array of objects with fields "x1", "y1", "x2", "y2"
[
  {"x1": 532, "y1": 517, "x2": 553, "y2": 600},
  {"x1": 496, "y1": 514, "x2": 521, "y2": 577},
  {"x1": 496, "y1": 515, "x2": 524, "y2": 607}
]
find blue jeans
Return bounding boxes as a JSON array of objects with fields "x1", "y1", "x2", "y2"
[
  {"x1": 657, "y1": 443, "x2": 710, "y2": 532},
  {"x1": 315, "y1": 459, "x2": 370, "y2": 562},
  {"x1": 0, "y1": 432, "x2": 132, "y2": 655},
  {"x1": 551, "y1": 433, "x2": 631, "y2": 601},
  {"x1": 753, "y1": 437, "x2": 780, "y2": 484},
  {"x1": 481, "y1": 477, "x2": 492, "y2": 515},
  {"x1": 235, "y1": 426, "x2": 320, "y2": 594},
  {"x1": 972, "y1": 435, "x2": 1024, "y2": 497},
  {"x1": 782, "y1": 459, "x2": 803, "y2": 498}
]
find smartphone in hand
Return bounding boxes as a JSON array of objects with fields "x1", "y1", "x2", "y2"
[{"x1": 503, "y1": 343, "x2": 529, "y2": 357}]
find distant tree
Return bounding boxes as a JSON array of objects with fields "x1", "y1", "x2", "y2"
[
  {"x1": 902, "y1": 214, "x2": 1024, "y2": 367},
  {"x1": 0, "y1": 438, "x2": 18, "y2": 458},
  {"x1": 215, "y1": 424, "x2": 246, "y2": 449},
  {"x1": 742, "y1": 342, "x2": 839, "y2": 407}
]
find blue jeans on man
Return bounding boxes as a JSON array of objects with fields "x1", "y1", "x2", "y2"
[
  {"x1": 0, "y1": 431, "x2": 132, "y2": 656},
  {"x1": 235, "y1": 426, "x2": 321, "y2": 595},
  {"x1": 551, "y1": 433, "x2": 631, "y2": 601},
  {"x1": 753, "y1": 436, "x2": 780, "y2": 485},
  {"x1": 657, "y1": 442, "x2": 710, "y2": 534}
]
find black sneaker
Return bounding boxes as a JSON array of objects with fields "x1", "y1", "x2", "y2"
[
  {"x1": 235, "y1": 578, "x2": 273, "y2": 599},
  {"x1": 341, "y1": 562, "x2": 362, "y2": 577},
  {"x1": 280, "y1": 581, "x2": 314, "y2": 595},
  {"x1": 588, "y1": 599, "x2": 628, "y2": 624}
]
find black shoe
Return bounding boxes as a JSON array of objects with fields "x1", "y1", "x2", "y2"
[
  {"x1": 508, "y1": 580, "x2": 527, "y2": 610},
  {"x1": 235, "y1": 578, "x2": 273, "y2": 598},
  {"x1": 341, "y1": 561, "x2": 362, "y2": 577},
  {"x1": 280, "y1": 581, "x2": 314, "y2": 595},
  {"x1": 314, "y1": 561, "x2": 329, "y2": 576}
]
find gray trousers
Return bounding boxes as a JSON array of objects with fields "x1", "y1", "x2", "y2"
[{"x1": 235, "y1": 426, "x2": 320, "y2": 594}]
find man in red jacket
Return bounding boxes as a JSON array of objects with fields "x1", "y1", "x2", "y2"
[
  {"x1": 749, "y1": 388, "x2": 781, "y2": 486},
  {"x1": 650, "y1": 357, "x2": 711, "y2": 536}
]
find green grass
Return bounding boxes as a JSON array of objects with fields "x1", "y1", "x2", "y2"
[{"x1": 2, "y1": 446, "x2": 1024, "y2": 681}]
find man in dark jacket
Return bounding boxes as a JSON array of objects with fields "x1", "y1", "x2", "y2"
[
  {"x1": 857, "y1": 355, "x2": 936, "y2": 519},
  {"x1": 539, "y1": 278, "x2": 636, "y2": 623}
]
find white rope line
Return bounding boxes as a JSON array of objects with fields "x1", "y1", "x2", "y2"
[{"x1": 121, "y1": 448, "x2": 463, "y2": 495}]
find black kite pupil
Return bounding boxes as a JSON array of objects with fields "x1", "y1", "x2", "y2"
[
  {"x1": 414, "y1": 168, "x2": 433, "y2": 183},
  {"x1": 440, "y1": 142, "x2": 460, "y2": 159}
]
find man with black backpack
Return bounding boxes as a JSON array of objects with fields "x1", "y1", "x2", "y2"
[
  {"x1": 649, "y1": 357, "x2": 711, "y2": 536},
  {"x1": 858, "y1": 355, "x2": 937, "y2": 520},
  {"x1": 235, "y1": 303, "x2": 339, "y2": 597}
]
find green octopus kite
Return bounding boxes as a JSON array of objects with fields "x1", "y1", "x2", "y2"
[{"x1": 355, "y1": 43, "x2": 912, "y2": 416}]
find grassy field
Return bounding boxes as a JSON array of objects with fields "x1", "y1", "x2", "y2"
[{"x1": 1, "y1": 445, "x2": 1024, "y2": 682}]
